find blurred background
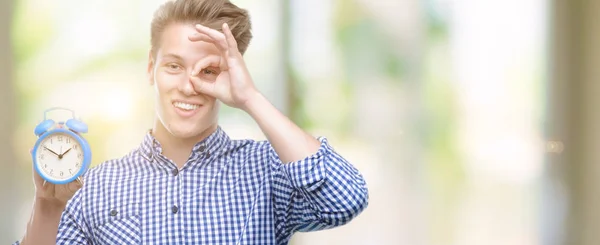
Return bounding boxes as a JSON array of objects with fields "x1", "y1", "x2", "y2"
[{"x1": 0, "y1": 0, "x2": 596, "y2": 244}]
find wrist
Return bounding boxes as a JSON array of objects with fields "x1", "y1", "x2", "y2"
[
  {"x1": 241, "y1": 91, "x2": 267, "y2": 114},
  {"x1": 21, "y1": 197, "x2": 65, "y2": 245},
  {"x1": 34, "y1": 197, "x2": 66, "y2": 214}
]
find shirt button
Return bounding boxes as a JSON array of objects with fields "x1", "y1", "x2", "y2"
[
  {"x1": 171, "y1": 168, "x2": 178, "y2": 176},
  {"x1": 110, "y1": 209, "x2": 118, "y2": 216},
  {"x1": 172, "y1": 205, "x2": 179, "y2": 214},
  {"x1": 199, "y1": 145, "x2": 206, "y2": 152}
]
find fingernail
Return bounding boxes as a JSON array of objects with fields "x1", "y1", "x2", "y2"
[{"x1": 196, "y1": 24, "x2": 202, "y2": 29}]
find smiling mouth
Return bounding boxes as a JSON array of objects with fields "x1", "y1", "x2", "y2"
[{"x1": 173, "y1": 101, "x2": 200, "y2": 110}]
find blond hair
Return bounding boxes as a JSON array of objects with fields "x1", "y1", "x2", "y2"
[{"x1": 150, "y1": 0, "x2": 252, "y2": 57}]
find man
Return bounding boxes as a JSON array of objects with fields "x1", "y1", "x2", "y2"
[{"x1": 16, "y1": 0, "x2": 368, "y2": 244}]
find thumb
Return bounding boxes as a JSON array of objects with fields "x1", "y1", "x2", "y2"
[{"x1": 189, "y1": 76, "x2": 217, "y2": 97}]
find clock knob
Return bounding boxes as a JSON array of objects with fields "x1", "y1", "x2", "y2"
[
  {"x1": 66, "y1": 119, "x2": 88, "y2": 134},
  {"x1": 34, "y1": 119, "x2": 55, "y2": 136}
]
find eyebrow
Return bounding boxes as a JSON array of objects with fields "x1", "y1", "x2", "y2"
[{"x1": 161, "y1": 53, "x2": 184, "y2": 61}]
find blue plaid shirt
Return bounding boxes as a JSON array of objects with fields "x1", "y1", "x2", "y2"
[{"x1": 15, "y1": 127, "x2": 368, "y2": 244}]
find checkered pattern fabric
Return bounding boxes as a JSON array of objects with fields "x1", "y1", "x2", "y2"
[{"x1": 14, "y1": 126, "x2": 368, "y2": 244}]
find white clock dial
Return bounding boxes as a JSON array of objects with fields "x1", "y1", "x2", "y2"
[{"x1": 35, "y1": 132, "x2": 84, "y2": 181}]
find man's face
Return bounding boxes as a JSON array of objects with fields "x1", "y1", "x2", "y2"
[{"x1": 149, "y1": 23, "x2": 221, "y2": 139}]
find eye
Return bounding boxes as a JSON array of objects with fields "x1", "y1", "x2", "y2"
[
  {"x1": 165, "y1": 63, "x2": 183, "y2": 72},
  {"x1": 201, "y1": 68, "x2": 218, "y2": 75}
]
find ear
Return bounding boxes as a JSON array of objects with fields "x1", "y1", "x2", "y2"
[{"x1": 147, "y1": 50, "x2": 155, "y2": 86}]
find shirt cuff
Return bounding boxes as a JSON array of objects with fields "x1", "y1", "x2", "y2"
[{"x1": 280, "y1": 137, "x2": 330, "y2": 192}]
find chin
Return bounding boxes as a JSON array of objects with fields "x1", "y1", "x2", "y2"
[
  {"x1": 168, "y1": 127, "x2": 196, "y2": 139},
  {"x1": 168, "y1": 124, "x2": 201, "y2": 139},
  {"x1": 167, "y1": 120, "x2": 214, "y2": 140}
]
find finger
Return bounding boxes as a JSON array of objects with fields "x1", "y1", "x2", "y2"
[
  {"x1": 188, "y1": 38, "x2": 229, "y2": 71},
  {"x1": 76, "y1": 177, "x2": 84, "y2": 186},
  {"x1": 188, "y1": 34, "x2": 228, "y2": 67},
  {"x1": 45, "y1": 182, "x2": 55, "y2": 197},
  {"x1": 188, "y1": 32, "x2": 212, "y2": 43},
  {"x1": 68, "y1": 178, "x2": 83, "y2": 193},
  {"x1": 222, "y1": 23, "x2": 239, "y2": 55},
  {"x1": 189, "y1": 75, "x2": 217, "y2": 97},
  {"x1": 194, "y1": 24, "x2": 229, "y2": 52},
  {"x1": 190, "y1": 55, "x2": 221, "y2": 76}
]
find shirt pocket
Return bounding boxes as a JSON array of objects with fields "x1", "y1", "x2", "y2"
[{"x1": 92, "y1": 202, "x2": 142, "y2": 244}]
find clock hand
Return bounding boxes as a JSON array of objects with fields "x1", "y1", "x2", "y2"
[
  {"x1": 59, "y1": 148, "x2": 72, "y2": 159},
  {"x1": 43, "y1": 146, "x2": 60, "y2": 157}
]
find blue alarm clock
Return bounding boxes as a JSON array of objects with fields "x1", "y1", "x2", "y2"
[{"x1": 31, "y1": 107, "x2": 92, "y2": 184}]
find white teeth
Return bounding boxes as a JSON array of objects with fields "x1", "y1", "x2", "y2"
[{"x1": 173, "y1": 102, "x2": 199, "y2": 110}]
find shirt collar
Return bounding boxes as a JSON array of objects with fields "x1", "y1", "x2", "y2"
[{"x1": 138, "y1": 126, "x2": 231, "y2": 164}]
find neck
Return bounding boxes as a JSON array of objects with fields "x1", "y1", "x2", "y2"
[{"x1": 152, "y1": 121, "x2": 217, "y2": 168}]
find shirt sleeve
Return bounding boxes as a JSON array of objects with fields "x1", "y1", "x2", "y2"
[
  {"x1": 55, "y1": 190, "x2": 90, "y2": 244},
  {"x1": 269, "y1": 137, "x2": 369, "y2": 241}
]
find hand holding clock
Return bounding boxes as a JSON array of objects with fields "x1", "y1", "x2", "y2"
[
  {"x1": 32, "y1": 161, "x2": 83, "y2": 206},
  {"x1": 19, "y1": 109, "x2": 91, "y2": 245},
  {"x1": 21, "y1": 154, "x2": 83, "y2": 245}
]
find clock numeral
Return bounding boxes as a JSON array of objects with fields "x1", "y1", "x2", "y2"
[
  {"x1": 58, "y1": 136, "x2": 63, "y2": 142},
  {"x1": 39, "y1": 154, "x2": 44, "y2": 160},
  {"x1": 49, "y1": 169, "x2": 53, "y2": 174},
  {"x1": 44, "y1": 164, "x2": 47, "y2": 169},
  {"x1": 73, "y1": 145, "x2": 78, "y2": 150},
  {"x1": 77, "y1": 153, "x2": 82, "y2": 159},
  {"x1": 60, "y1": 171, "x2": 63, "y2": 177},
  {"x1": 69, "y1": 169, "x2": 73, "y2": 174},
  {"x1": 50, "y1": 139, "x2": 53, "y2": 144},
  {"x1": 66, "y1": 138, "x2": 71, "y2": 144}
]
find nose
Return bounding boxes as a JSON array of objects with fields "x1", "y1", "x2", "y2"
[{"x1": 179, "y1": 77, "x2": 198, "y2": 96}]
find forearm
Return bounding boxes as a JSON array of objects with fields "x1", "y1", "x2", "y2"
[
  {"x1": 19, "y1": 199, "x2": 63, "y2": 245},
  {"x1": 243, "y1": 92, "x2": 320, "y2": 163}
]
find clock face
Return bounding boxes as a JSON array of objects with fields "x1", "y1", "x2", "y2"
[{"x1": 35, "y1": 132, "x2": 85, "y2": 181}]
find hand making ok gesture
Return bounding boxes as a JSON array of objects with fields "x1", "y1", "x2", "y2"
[{"x1": 188, "y1": 23, "x2": 260, "y2": 111}]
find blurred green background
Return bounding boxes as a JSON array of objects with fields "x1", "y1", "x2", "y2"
[{"x1": 2, "y1": 0, "x2": 598, "y2": 244}]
